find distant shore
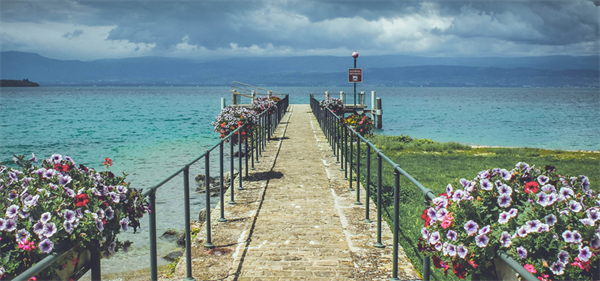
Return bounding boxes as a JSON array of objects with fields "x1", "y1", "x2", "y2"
[{"x1": 0, "y1": 79, "x2": 39, "y2": 87}]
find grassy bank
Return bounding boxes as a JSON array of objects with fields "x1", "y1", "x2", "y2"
[{"x1": 355, "y1": 134, "x2": 599, "y2": 280}]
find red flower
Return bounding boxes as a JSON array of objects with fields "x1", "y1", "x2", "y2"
[
  {"x1": 524, "y1": 181, "x2": 539, "y2": 193},
  {"x1": 54, "y1": 163, "x2": 69, "y2": 172},
  {"x1": 452, "y1": 261, "x2": 467, "y2": 279},
  {"x1": 421, "y1": 209, "x2": 431, "y2": 227},
  {"x1": 75, "y1": 194, "x2": 89, "y2": 207},
  {"x1": 432, "y1": 255, "x2": 444, "y2": 269},
  {"x1": 103, "y1": 158, "x2": 113, "y2": 167}
]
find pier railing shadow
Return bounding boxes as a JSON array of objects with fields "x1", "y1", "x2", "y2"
[{"x1": 309, "y1": 94, "x2": 537, "y2": 281}]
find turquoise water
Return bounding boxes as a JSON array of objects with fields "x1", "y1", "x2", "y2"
[{"x1": 1, "y1": 86, "x2": 598, "y2": 274}]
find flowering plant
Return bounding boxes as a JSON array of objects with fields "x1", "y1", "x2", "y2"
[
  {"x1": 319, "y1": 98, "x2": 344, "y2": 116},
  {"x1": 212, "y1": 105, "x2": 258, "y2": 142},
  {"x1": 0, "y1": 154, "x2": 149, "y2": 280},
  {"x1": 344, "y1": 113, "x2": 374, "y2": 136},
  {"x1": 269, "y1": 96, "x2": 282, "y2": 103},
  {"x1": 419, "y1": 162, "x2": 598, "y2": 280},
  {"x1": 252, "y1": 96, "x2": 277, "y2": 115}
]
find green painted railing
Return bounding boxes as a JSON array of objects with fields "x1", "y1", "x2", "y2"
[
  {"x1": 143, "y1": 95, "x2": 288, "y2": 281},
  {"x1": 310, "y1": 94, "x2": 537, "y2": 281}
]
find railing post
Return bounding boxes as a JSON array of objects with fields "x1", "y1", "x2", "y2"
[
  {"x1": 364, "y1": 143, "x2": 372, "y2": 223},
  {"x1": 344, "y1": 126, "x2": 348, "y2": 177},
  {"x1": 229, "y1": 137, "x2": 236, "y2": 205},
  {"x1": 254, "y1": 126, "x2": 260, "y2": 163},
  {"x1": 390, "y1": 165, "x2": 401, "y2": 281},
  {"x1": 219, "y1": 142, "x2": 226, "y2": 222},
  {"x1": 238, "y1": 131, "x2": 244, "y2": 190},
  {"x1": 245, "y1": 129, "x2": 249, "y2": 178},
  {"x1": 91, "y1": 248, "x2": 101, "y2": 281},
  {"x1": 335, "y1": 116, "x2": 340, "y2": 164},
  {"x1": 149, "y1": 190, "x2": 158, "y2": 281},
  {"x1": 349, "y1": 132, "x2": 354, "y2": 191},
  {"x1": 374, "y1": 152, "x2": 384, "y2": 248},
  {"x1": 183, "y1": 166, "x2": 196, "y2": 280},
  {"x1": 423, "y1": 192, "x2": 431, "y2": 281},
  {"x1": 355, "y1": 137, "x2": 362, "y2": 205},
  {"x1": 204, "y1": 155, "x2": 214, "y2": 248}
]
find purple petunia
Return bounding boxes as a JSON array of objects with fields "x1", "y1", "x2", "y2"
[
  {"x1": 500, "y1": 231, "x2": 512, "y2": 247},
  {"x1": 6, "y1": 205, "x2": 18, "y2": 218},
  {"x1": 572, "y1": 230, "x2": 582, "y2": 244},
  {"x1": 557, "y1": 250, "x2": 570, "y2": 263},
  {"x1": 541, "y1": 184, "x2": 556, "y2": 193},
  {"x1": 479, "y1": 225, "x2": 491, "y2": 235},
  {"x1": 63, "y1": 209, "x2": 76, "y2": 223},
  {"x1": 578, "y1": 246, "x2": 592, "y2": 262},
  {"x1": 33, "y1": 221, "x2": 44, "y2": 235},
  {"x1": 96, "y1": 219, "x2": 104, "y2": 232},
  {"x1": 538, "y1": 223, "x2": 550, "y2": 233},
  {"x1": 517, "y1": 226, "x2": 528, "y2": 237},
  {"x1": 3, "y1": 219, "x2": 16, "y2": 232},
  {"x1": 105, "y1": 206, "x2": 114, "y2": 220},
  {"x1": 581, "y1": 176, "x2": 590, "y2": 191},
  {"x1": 50, "y1": 154, "x2": 62, "y2": 163},
  {"x1": 562, "y1": 230, "x2": 575, "y2": 243},
  {"x1": 569, "y1": 200, "x2": 583, "y2": 212},
  {"x1": 457, "y1": 244, "x2": 468, "y2": 259},
  {"x1": 43, "y1": 222, "x2": 57, "y2": 237},
  {"x1": 464, "y1": 220, "x2": 479, "y2": 236},
  {"x1": 460, "y1": 178, "x2": 469, "y2": 187},
  {"x1": 64, "y1": 187, "x2": 75, "y2": 198},
  {"x1": 537, "y1": 192, "x2": 550, "y2": 206},
  {"x1": 451, "y1": 190, "x2": 464, "y2": 202},
  {"x1": 0, "y1": 218, "x2": 5, "y2": 231},
  {"x1": 592, "y1": 234, "x2": 600, "y2": 249},
  {"x1": 588, "y1": 208, "x2": 600, "y2": 221},
  {"x1": 110, "y1": 192, "x2": 120, "y2": 203},
  {"x1": 498, "y1": 211, "x2": 510, "y2": 224},
  {"x1": 40, "y1": 212, "x2": 52, "y2": 223},
  {"x1": 508, "y1": 208, "x2": 518, "y2": 218},
  {"x1": 120, "y1": 218, "x2": 129, "y2": 232},
  {"x1": 429, "y1": 231, "x2": 441, "y2": 245},
  {"x1": 16, "y1": 229, "x2": 30, "y2": 243},
  {"x1": 434, "y1": 242, "x2": 442, "y2": 251},
  {"x1": 117, "y1": 185, "x2": 128, "y2": 194},
  {"x1": 500, "y1": 169, "x2": 512, "y2": 180},
  {"x1": 537, "y1": 175, "x2": 549, "y2": 185},
  {"x1": 8, "y1": 190, "x2": 17, "y2": 200},
  {"x1": 447, "y1": 243, "x2": 457, "y2": 257},
  {"x1": 475, "y1": 234, "x2": 489, "y2": 248},
  {"x1": 447, "y1": 230, "x2": 457, "y2": 241},
  {"x1": 480, "y1": 179, "x2": 493, "y2": 191},
  {"x1": 498, "y1": 194, "x2": 512, "y2": 208},
  {"x1": 39, "y1": 239, "x2": 54, "y2": 253},
  {"x1": 18, "y1": 208, "x2": 30, "y2": 219},
  {"x1": 427, "y1": 207, "x2": 437, "y2": 221},
  {"x1": 63, "y1": 220, "x2": 74, "y2": 234},
  {"x1": 446, "y1": 184, "x2": 453, "y2": 196},
  {"x1": 581, "y1": 218, "x2": 595, "y2": 226},
  {"x1": 59, "y1": 174, "x2": 72, "y2": 186},
  {"x1": 526, "y1": 220, "x2": 541, "y2": 233},
  {"x1": 550, "y1": 261, "x2": 565, "y2": 275},
  {"x1": 516, "y1": 246, "x2": 527, "y2": 259},
  {"x1": 421, "y1": 227, "x2": 429, "y2": 239}
]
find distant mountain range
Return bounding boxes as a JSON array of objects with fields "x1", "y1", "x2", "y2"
[{"x1": 1, "y1": 51, "x2": 598, "y2": 87}]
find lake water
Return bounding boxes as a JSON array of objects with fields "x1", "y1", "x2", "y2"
[{"x1": 1, "y1": 86, "x2": 598, "y2": 275}]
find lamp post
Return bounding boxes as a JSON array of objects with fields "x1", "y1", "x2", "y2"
[{"x1": 352, "y1": 51, "x2": 359, "y2": 106}]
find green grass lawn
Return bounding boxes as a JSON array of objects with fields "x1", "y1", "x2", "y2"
[{"x1": 354, "y1": 134, "x2": 599, "y2": 280}]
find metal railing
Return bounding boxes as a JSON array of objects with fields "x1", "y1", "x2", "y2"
[
  {"x1": 143, "y1": 94, "x2": 289, "y2": 281},
  {"x1": 310, "y1": 95, "x2": 537, "y2": 281},
  {"x1": 230, "y1": 81, "x2": 286, "y2": 105}
]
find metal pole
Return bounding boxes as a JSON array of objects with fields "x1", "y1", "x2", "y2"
[
  {"x1": 204, "y1": 156, "x2": 214, "y2": 248},
  {"x1": 355, "y1": 137, "x2": 362, "y2": 205},
  {"x1": 390, "y1": 167, "x2": 400, "y2": 281},
  {"x1": 221, "y1": 97, "x2": 226, "y2": 110},
  {"x1": 254, "y1": 126, "x2": 260, "y2": 163},
  {"x1": 229, "y1": 137, "x2": 236, "y2": 205},
  {"x1": 183, "y1": 166, "x2": 196, "y2": 280},
  {"x1": 365, "y1": 144, "x2": 372, "y2": 223},
  {"x1": 354, "y1": 57, "x2": 357, "y2": 106},
  {"x1": 149, "y1": 191, "x2": 157, "y2": 281},
  {"x1": 219, "y1": 142, "x2": 226, "y2": 222},
  {"x1": 349, "y1": 132, "x2": 354, "y2": 191},
  {"x1": 343, "y1": 126, "x2": 348, "y2": 177},
  {"x1": 245, "y1": 131, "x2": 249, "y2": 178},
  {"x1": 238, "y1": 131, "x2": 243, "y2": 190},
  {"x1": 371, "y1": 91, "x2": 376, "y2": 122},
  {"x1": 374, "y1": 153, "x2": 384, "y2": 248}
]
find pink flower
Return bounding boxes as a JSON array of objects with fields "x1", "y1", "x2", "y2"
[
  {"x1": 441, "y1": 213, "x2": 454, "y2": 229},
  {"x1": 524, "y1": 264, "x2": 536, "y2": 273}
]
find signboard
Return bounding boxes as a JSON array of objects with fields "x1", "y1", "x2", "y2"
[{"x1": 348, "y1": 68, "x2": 363, "y2": 83}]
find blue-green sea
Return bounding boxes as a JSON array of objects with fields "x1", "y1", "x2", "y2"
[{"x1": 1, "y1": 86, "x2": 598, "y2": 274}]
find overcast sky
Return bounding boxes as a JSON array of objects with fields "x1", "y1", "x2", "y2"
[{"x1": 1, "y1": 0, "x2": 599, "y2": 61}]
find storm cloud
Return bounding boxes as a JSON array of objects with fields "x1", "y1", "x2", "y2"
[{"x1": 1, "y1": 0, "x2": 598, "y2": 60}]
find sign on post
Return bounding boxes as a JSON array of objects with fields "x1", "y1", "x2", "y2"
[{"x1": 348, "y1": 68, "x2": 363, "y2": 83}]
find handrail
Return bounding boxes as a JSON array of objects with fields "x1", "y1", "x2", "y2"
[
  {"x1": 230, "y1": 81, "x2": 285, "y2": 102},
  {"x1": 145, "y1": 94, "x2": 289, "y2": 281},
  {"x1": 310, "y1": 94, "x2": 537, "y2": 281}
]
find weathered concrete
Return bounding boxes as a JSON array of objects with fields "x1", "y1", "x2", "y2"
[{"x1": 173, "y1": 104, "x2": 420, "y2": 281}]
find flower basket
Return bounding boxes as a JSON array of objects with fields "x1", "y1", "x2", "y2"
[
  {"x1": 319, "y1": 98, "x2": 344, "y2": 116},
  {"x1": 0, "y1": 154, "x2": 148, "y2": 280},
  {"x1": 212, "y1": 106, "x2": 258, "y2": 143},
  {"x1": 252, "y1": 96, "x2": 277, "y2": 115},
  {"x1": 52, "y1": 246, "x2": 91, "y2": 281},
  {"x1": 419, "y1": 162, "x2": 598, "y2": 280},
  {"x1": 344, "y1": 113, "x2": 374, "y2": 136}
]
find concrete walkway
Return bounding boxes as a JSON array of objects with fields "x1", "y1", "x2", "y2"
[{"x1": 174, "y1": 104, "x2": 420, "y2": 281}]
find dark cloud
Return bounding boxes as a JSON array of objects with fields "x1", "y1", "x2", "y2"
[
  {"x1": 62, "y1": 29, "x2": 83, "y2": 39},
  {"x1": 1, "y1": 0, "x2": 598, "y2": 59}
]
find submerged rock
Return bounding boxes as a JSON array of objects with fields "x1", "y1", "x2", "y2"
[{"x1": 163, "y1": 251, "x2": 183, "y2": 261}]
